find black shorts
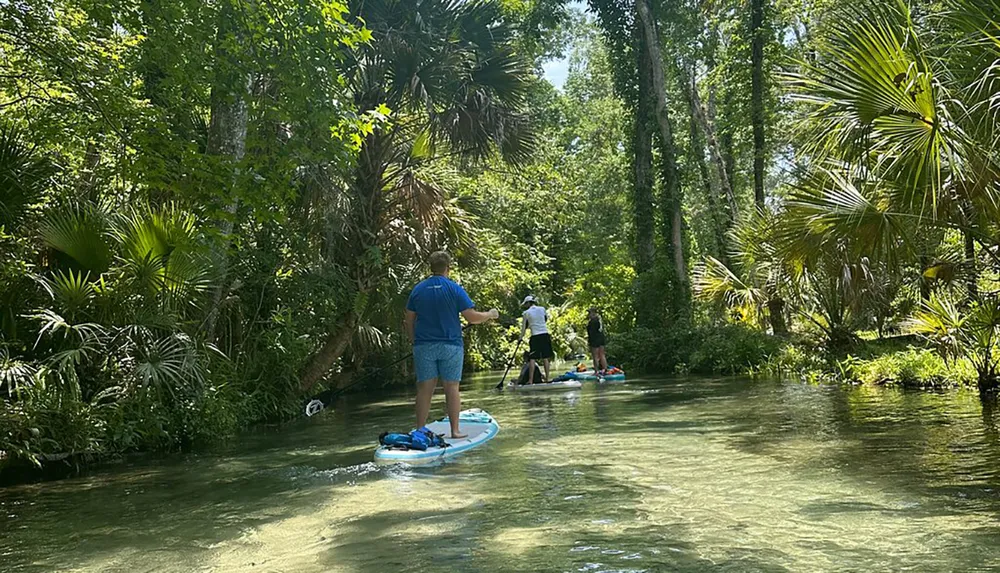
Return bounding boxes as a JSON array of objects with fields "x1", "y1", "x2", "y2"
[
  {"x1": 528, "y1": 333, "x2": 554, "y2": 360},
  {"x1": 589, "y1": 333, "x2": 606, "y2": 349}
]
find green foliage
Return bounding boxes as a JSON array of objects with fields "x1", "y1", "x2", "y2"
[
  {"x1": 836, "y1": 348, "x2": 976, "y2": 388},
  {"x1": 6, "y1": 0, "x2": 1000, "y2": 479},
  {"x1": 608, "y1": 324, "x2": 782, "y2": 375},
  {"x1": 0, "y1": 124, "x2": 53, "y2": 229},
  {"x1": 907, "y1": 295, "x2": 1000, "y2": 390}
]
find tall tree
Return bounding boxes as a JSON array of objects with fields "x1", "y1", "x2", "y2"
[
  {"x1": 300, "y1": 0, "x2": 535, "y2": 389},
  {"x1": 635, "y1": 0, "x2": 689, "y2": 311},
  {"x1": 203, "y1": 0, "x2": 251, "y2": 337},
  {"x1": 750, "y1": 0, "x2": 767, "y2": 209},
  {"x1": 589, "y1": 0, "x2": 659, "y2": 326}
]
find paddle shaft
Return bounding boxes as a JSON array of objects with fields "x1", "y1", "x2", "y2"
[{"x1": 495, "y1": 336, "x2": 524, "y2": 390}]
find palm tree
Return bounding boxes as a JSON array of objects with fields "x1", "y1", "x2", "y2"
[
  {"x1": 784, "y1": 0, "x2": 1000, "y2": 257},
  {"x1": 908, "y1": 295, "x2": 1000, "y2": 394},
  {"x1": 299, "y1": 0, "x2": 536, "y2": 389},
  {"x1": 693, "y1": 213, "x2": 789, "y2": 335},
  {"x1": 782, "y1": 0, "x2": 1000, "y2": 387}
]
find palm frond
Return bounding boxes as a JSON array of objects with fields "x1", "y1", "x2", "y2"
[
  {"x1": 112, "y1": 204, "x2": 213, "y2": 306},
  {"x1": 0, "y1": 346, "x2": 38, "y2": 394},
  {"x1": 787, "y1": 0, "x2": 952, "y2": 215},
  {"x1": 905, "y1": 295, "x2": 965, "y2": 359},
  {"x1": 29, "y1": 309, "x2": 106, "y2": 349},
  {"x1": 778, "y1": 165, "x2": 910, "y2": 265},
  {"x1": 134, "y1": 333, "x2": 207, "y2": 391},
  {"x1": 355, "y1": 322, "x2": 390, "y2": 351},
  {"x1": 0, "y1": 123, "x2": 53, "y2": 228},
  {"x1": 42, "y1": 269, "x2": 96, "y2": 317},
  {"x1": 350, "y1": 0, "x2": 537, "y2": 165},
  {"x1": 693, "y1": 256, "x2": 767, "y2": 324},
  {"x1": 39, "y1": 202, "x2": 113, "y2": 274}
]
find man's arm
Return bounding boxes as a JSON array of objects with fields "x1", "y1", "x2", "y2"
[
  {"x1": 461, "y1": 307, "x2": 499, "y2": 325},
  {"x1": 404, "y1": 310, "x2": 416, "y2": 343}
]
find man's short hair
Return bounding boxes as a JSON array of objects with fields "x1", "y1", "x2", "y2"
[{"x1": 429, "y1": 250, "x2": 451, "y2": 274}]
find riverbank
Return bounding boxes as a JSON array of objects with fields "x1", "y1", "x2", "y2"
[{"x1": 612, "y1": 325, "x2": 982, "y2": 391}]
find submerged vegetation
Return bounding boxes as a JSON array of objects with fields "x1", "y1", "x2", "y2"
[{"x1": 3, "y1": 0, "x2": 1000, "y2": 474}]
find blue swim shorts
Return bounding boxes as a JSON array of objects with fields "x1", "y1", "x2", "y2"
[{"x1": 413, "y1": 343, "x2": 464, "y2": 384}]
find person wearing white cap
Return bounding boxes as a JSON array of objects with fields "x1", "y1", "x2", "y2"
[{"x1": 520, "y1": 295, "x2": 553, "y2": 384}]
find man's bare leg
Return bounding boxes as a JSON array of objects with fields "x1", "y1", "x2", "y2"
[
  {"x1": 599, "y1": 348, "x2": 608, "y2": 371},
  {"x1": 443, "y1": 382, "x2": 466, "y2": 438},
  {"x1": 415, "y1": 378, "x2": 437, "y2": 429},
  {"x1": 528, "y1": 358, "x2": 536, "y2": 384},
  {"x1": 592, "y1": 348, "x2": 599, "y2": 373},
  {"x1": 543, "y1": 358, "x2": 550, "y2": 382}
]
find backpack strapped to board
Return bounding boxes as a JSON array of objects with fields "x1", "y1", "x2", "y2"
[{"x1": 378, "y1": 427, "x2": 449, "y2": 451}]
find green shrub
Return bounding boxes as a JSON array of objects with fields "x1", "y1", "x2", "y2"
[
  {"x1": 688, "y1": 325, "x2": 784, "y2": 374},
  {"x1": 760, "y1": 342, "x2": 831, "y2": 380},
  {"x1": 607, "y1": 324, "x2": 783, "y2": 375},
  {"x1": 837, "y1": 348, "x2": 976, "y2": 388}
]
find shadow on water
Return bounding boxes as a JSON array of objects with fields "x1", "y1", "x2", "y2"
[
  {"x1": 0, "y1": 387, "x2": 424, "y2": 573},
  {"x1": 712, "y1": 379, "x2": 1000, "y2": 523},
  {"x1": 312, "y1": 460, "x2": 794, "y2": 573},
  {"x1": 0, "y1": 455, "x2": 411, "y2": 572}
]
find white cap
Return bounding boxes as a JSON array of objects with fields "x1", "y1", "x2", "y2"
[{"x1": 522, "y1": 295, "x2": 536, "y2": 305}]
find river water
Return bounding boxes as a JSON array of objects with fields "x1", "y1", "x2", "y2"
[{"x1": 3, "y1": 374, "x2": 1000, "y2": 572}]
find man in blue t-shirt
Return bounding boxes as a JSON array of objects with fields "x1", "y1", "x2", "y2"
[{"x1": 404, "y1": 251, "x2": 498, "y2": 438}]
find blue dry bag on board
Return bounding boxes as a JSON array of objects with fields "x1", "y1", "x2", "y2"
[
  {"x1": 379, "y1": 432, "x2": 413, "y2": 448},
  {"x1": 409, "y1": 427, "x2": 447, "y2": 450},
  {"x1": 378, "y1": 427, "x2": 447, "y2": 451}
]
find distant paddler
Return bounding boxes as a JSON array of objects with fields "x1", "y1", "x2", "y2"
[
  {"x1": 587, "y1": 307, "x2": 609, "y2": 375},
  {"x1": 404, "y1": 251, "x2": 499, "y2": 438},
  {"x1": 520, "y1": 295, "x2": 554, "y2": 385}
]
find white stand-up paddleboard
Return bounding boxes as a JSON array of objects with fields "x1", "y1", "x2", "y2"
[
  {"x1": 507, "y1": 380, "x2": 583, "y2": 391},
  {"x1": 374, "y1": 409, "x2": 499, "y2": 464}
]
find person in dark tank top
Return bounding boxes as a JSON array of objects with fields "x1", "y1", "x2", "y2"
[{"x1": 587, "y1": 307, "x2": 608, "y2": 374}]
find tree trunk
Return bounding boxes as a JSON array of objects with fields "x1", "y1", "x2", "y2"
[
  {"x1": 767, "y1": 295, "x2": 788, "y2": 337},
  {"x1": 682, "y1": 66, "x2": 725, "y2": 261},
  {"x1": 299, "y1": 130, "x2": 389, "y2": 388},
  {"x1": 750, "y1": 0, "x2": 767, "y2": 210},
  {"x1": 632, "y1": 24, "x2": 657, "y2": 327},
  {"x1": 687, "y1": 69, "x2": 738, "y2": 232},
  {"x1": 202, "y1": 0, "x2": 251, "y2": 339},
  {"x1": 635, "y1": 0, "x2": 688, "y2": 301},
  {"x1": 964, "y1": 229, "x2": 978, "y2": 301},
  {"x1": 301, "y1": 311, "x2": 359, "y2": 390}
]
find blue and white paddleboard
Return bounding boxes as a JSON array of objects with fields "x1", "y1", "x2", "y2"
[
  {"x1": 507, "y1": 380, "x2": 583, "y2": 391},
  {"x1": 374, "y1": 409, "x2": 499, "y2": 464},
  {"x1": 574, "y1": 370, "x2": 626, "y2": 383}
]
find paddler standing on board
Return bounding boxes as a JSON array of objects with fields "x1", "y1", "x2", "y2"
[
  {"x1": 587, "y1": 307, "x2": 609, "y2": 375},
  {"x1": 404, "y1": 251, "x2": 499, "y2": 438},
  {"x1": 520, "y1": 295, "x2": 554, "y2": 385}
]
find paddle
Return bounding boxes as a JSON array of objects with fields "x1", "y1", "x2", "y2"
[{"x1": 494, "y1": 336, "x2": 524, "y2": 391}]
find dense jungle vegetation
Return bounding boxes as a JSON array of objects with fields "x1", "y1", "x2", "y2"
[{"x1": 2, "y1": 0, "x2": 1000, "y2": 472}]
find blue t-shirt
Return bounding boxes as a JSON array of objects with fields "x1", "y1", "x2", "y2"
[{"x1": 406, "y1": 275, "x2": 474, "y2": 346}]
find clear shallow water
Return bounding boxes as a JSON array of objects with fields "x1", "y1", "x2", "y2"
[{"x1": 3, "y1": 375, "x2": 1000, "y2": 572}]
